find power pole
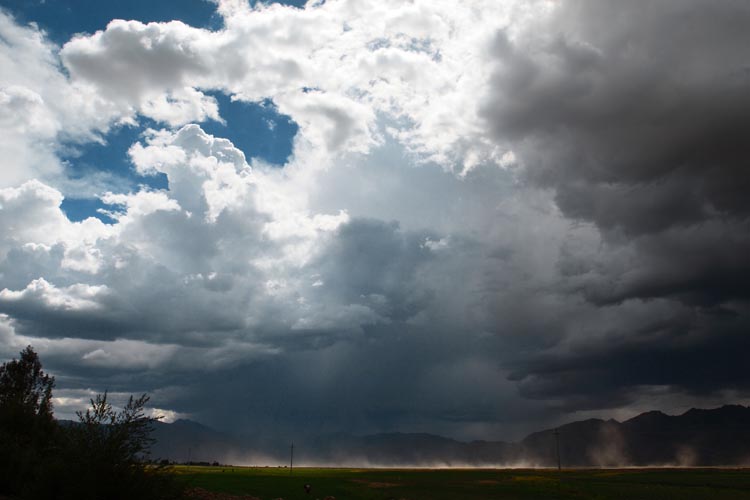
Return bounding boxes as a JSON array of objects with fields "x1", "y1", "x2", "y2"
[
  {"x1": 290, "y1": 442, "x2": 294, "y2": 475},
  {"x1": 554, "y1": 429, "x2": 561, "y2": 471}
]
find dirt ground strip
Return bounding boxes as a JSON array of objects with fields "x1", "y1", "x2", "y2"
[
  {"x1": 351, "y1": 479, "x2": 401, "y2": 488},
  {"x1": 184, "y1": 487, "x2": 262, "y2": 500}
]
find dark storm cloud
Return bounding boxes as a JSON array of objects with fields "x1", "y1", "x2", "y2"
[
  {"x1": 484, "y1": 0, "x2": 750, "y2": 237},
  {"x1": 155, "y1": 326, "x2": 549, "y2": 441},
  {"x1": 509, "y1": 302, "x2": 750, "y2": 410},
  {"x1": 573, "y1": 222, "x2": 750, "y2": 306},
  {"x1": 479, "y1": 0, "x2": 750, "y2": 409},
  {"x1": 482, "y1": 0, "x2": 750, "y2": 303},
  {"x1": 311, "y1": 219, "x2": 435, "y2": 321},
  {"x1": 245, "y1": 217, "x2": 441, "y2": 351}
]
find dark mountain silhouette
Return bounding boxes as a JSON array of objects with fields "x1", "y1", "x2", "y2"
[
  {"x1": 521, "y1": 405, "x2": 750, "y2": 466},
  {"x1": 144, "y1": 405, "x2": 750, "y2": 467}
]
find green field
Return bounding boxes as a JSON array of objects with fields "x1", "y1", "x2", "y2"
[{"x1": 175, "y1": 465, "x2": 750, "y2": 499}]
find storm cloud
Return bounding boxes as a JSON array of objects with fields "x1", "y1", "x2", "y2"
[
  {"x1": 0, "y1": 0, "x2": 749, "y2": 441},
  {"x1": 478, "y1": 0, "x2": 750, "y2": 410}
]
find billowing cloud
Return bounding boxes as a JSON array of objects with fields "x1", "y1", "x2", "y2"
[
  {"x1": 58, "y1": 0, "x2": 548, "y2": 162},
  {"x1": 479, "y1": 0, "x2": 750, "y2": 409},
  {"x1": 483, "y1": 1, "x2": 750, "y2": 234},
  {"x1": 0, "y1": 0, "x2": 749, "y2": 441}
]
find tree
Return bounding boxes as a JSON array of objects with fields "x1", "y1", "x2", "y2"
[
  {"x1": 0, "y1": 346, "x2": 57, "y2": 497},
  {"x1": 76, "y1": 391, "x2": 157, "y2": 468},
  {"x1": 0, "y1": 345, "x2": 55, "y2": 430},
  {"x1": 0, "y1": 347, "x2": 183, "y2": 499},
  {"x1": 60, "y1": 392, "x2": 184, "y2": 500}
]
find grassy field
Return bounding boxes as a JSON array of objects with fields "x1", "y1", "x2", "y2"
[{"x1": 175, "y1": 465, "x2": 750, "y2": 499}]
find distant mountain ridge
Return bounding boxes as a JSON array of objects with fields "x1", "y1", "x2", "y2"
[
  {"x1": 146, "y1": 405, "x2": 750, "y2": 467},
  {"x1": 521, "y1": 404, "x2": 750, "y2": 467}
]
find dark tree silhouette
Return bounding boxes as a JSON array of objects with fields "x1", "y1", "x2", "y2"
[
  {"x1": 0, "y1": 345, "x2": 55, "y2": 428},
  {"x1": 77, "y1": 392, "x2": 156, "y2": 463},
  {"x1": 67, "y1": 392, "x2": 180, "y2": 499},
  {"x1": 0, "y1": 346, "x2": 57, "y2": 497},
  {"x1": 0, "y1": 347, "x2": 183, "y2": 499}
]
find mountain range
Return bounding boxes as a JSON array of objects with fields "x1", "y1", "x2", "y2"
[{"x1": 149, "y1": 405, "x2": 750, "y2": 467}]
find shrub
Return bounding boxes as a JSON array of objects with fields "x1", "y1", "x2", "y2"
[
  {"x1": 0, "y1": 347, "x2": 184, "y2": 500},
  {"x1": 60, "y1": 392, "x2": 183, "y2": 500}
]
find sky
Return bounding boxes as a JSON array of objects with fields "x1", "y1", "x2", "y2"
[{"x1": 1, "y1": 0, "x2": 749, "y2": 442}]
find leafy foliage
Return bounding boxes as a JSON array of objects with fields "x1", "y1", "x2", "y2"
[
  {"x1": 0, "y1": 346, "x2": 57, "y2": 496},
  {"x1": 0, "y1": 346, "x2": 184, "y2": 500},
  {"x1": 64, "y1": 392, "x2": 183, "y2": 500},
  {"x1": 75, "y1": 392, "x2": 157, "y2": 468},
  {"x1": 0, "y1": 345, "x2": 55, "y2": 428}
]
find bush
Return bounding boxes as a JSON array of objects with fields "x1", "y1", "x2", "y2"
[
  {"x1": 0, "y1": 346, "x2": 184, "y2": 500},
  {"x1": 59, "y1": 392, "x2": 183, "y2": 500}
]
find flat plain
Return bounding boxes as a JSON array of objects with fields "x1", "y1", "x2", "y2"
[{"x1": 175, "y1": 465, "x2": 750, "y2": 499}]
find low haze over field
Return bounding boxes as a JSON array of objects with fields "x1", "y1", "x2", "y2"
[{"x1": 1, "y1": 0, "x2": 749, "y2": 441}]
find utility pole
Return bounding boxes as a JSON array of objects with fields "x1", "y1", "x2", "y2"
[
  {"x1": 554, "y1": 429, "x2": 561, "y2": 471},
  {"x1": 290, "y1": 442, "x2": 294, "y2": 475}
]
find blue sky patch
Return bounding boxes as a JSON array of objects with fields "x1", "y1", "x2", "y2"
[
  {"x1": 59, "y1": 120, "x2": 167, "y2": 222},
  {"x1": 1, "y1": 0, "x2": 223, "y2": 45},
  {"x1": 2, "y1": 0, "x2": 310, "y2": 47},
  {"x1": 60, "y1": 197, "x2": 117, "y2": 224},
  {"x1": 62, "y1": 119, "x2": 167, "y2": 195},
  {"x1": 201, "y1": 93, "x2": 298, "y2": 167}
]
